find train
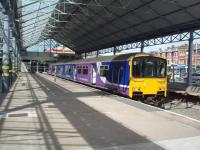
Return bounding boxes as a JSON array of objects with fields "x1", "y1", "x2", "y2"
[{"x1": 48, "y1": 53, "x2": 167, "y2": 101}]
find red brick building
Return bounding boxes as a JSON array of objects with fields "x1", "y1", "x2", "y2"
[{"x1": 155, "y1": 44, "x2": 200, "y2": 67}]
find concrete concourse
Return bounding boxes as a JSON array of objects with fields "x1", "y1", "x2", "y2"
[{"x1": 0, "y1": 73, "x2": 200, "y2": 150}]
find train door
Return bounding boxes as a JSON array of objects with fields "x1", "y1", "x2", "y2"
[
  {"x1": 74, "y1": 65, "x2": 77, "y2": 80},
  {"x1": 119, "y1": 65, "x2": 126, "y2": 92},
  {"x1": 92, "y1": 64, "x2": 97, "y2": 84}
]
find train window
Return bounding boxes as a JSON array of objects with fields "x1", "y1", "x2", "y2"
[
  {"x1": 52, "y1": 67, "x2": 55, "y2": 73},
  {"x1": 100, "y1": 65, "x2": 109, "y2": 77},
  {"x1": 83, "y1": 66, "x2": 88, "y2": 74},
  {"x1": 68, "y1": 65, "x2": 72, "y2": 73},
  {"x1": 77, "y1": 66, "x2": 82, "y2": 74},
  {"x1": 69, "y1": 66, "x2": 72, "y2": 73},
  {"x1": 65, "y1": 65, "x2": 69, "y2": 74}
]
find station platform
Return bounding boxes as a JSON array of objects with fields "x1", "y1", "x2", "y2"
[
  {"x1": 0, "y1": 73, "x2": 200, "y2": 150},
  {"x1": 168, "y1": 82, "x2": 200, "y2": 97}
]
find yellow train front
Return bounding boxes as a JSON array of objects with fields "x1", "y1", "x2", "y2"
[{"x1": 128, "y1": 54, "x2": 167, "y2": 100}]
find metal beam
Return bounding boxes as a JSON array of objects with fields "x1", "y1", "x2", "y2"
[{"x1": 2, "y1": 16, "x2": 10, "y2": 93}]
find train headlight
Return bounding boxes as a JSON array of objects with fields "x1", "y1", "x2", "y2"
[
  {"x1": 134, "y1": 87, "x2": 141, "y2": 91},
  {"x1": 159, "y1": 87, "x2": 165, "y2": 91}
]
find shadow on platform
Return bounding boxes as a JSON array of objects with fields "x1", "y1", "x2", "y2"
[{"x1": 0, "y1": 73, "x2": 166, "y2": 150}]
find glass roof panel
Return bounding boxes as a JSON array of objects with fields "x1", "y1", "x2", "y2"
[{"x1": 19, "y1": 0, "x2": 58, "y2": 47}]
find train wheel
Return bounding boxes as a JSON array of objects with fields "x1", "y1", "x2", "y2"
[
  {"x1": 144, "y1": 97, "x2": 154, "y2": 104},
  {"x1": 157, "y1": 97, "x2": 167, "y2": 108}
]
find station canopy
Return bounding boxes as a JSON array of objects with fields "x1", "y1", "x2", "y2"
[{"x1": 17, "y1": 0, "x2": 200, "y2": 53}]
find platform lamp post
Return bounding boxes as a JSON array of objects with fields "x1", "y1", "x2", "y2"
[
  {"x1": 36, "y1": 61, "x2": 39, "y2": 73},
  {"x1": 43, "y1": 61, "x2": 46, "y2": 72},
  {"x1": 187, "y1": 31, "x2": 194, "y2": 86},
  {"x1": 49, "y1": 39, "x2": 52, "y2": 57}
]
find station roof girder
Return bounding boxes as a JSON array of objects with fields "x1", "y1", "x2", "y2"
[
  {"x1": 2, "y1": 0, "x2": 200, "y2": 53},
  {"x1": 47, "y1": 0, "x2": 200, "y2": 53}
]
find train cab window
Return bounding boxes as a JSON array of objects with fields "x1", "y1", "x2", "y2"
[
  {"x1": 100, "y1": 65, "x2": 109, "y2": 77},
  {"x1": 133, "y1": 57, "x2": 166, "y2": 78},
  {"x1": 143, "y1": 60, "x2": 155, "y2": 77},
  {"x1": 83, "y1": 66, "x2": 88, "y2": 74}
]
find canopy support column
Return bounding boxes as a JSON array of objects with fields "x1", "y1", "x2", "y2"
[
  {"x1": 96, "y1": 50, "x2": 99, "y2": 58},
  {"x1": 113, "y1": 47, "x2": 117, "y2": 55},
  {"x1": 187, "y1": 31, "x2": 194, "y2": 86},
  {"x1": 2, "y1": 16, "x2": 11, "y2": 93},
  {"x1": 141, "y1": 40, "x2": 144, "y2": 53}
]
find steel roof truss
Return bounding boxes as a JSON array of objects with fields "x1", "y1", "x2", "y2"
[{"x1": 194, "y1": 30, "x2": 200, "y2": 39}]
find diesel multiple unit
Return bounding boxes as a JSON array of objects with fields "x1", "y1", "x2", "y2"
[{"x1": 48, "y1": 53, "x2": 167, "y2": 99}]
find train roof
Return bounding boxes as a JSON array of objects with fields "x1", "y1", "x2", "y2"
[{"x1": 51, "y1": 53, "x2": 165, "y2": 65}]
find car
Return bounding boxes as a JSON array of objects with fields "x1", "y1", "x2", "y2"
[
  {"x1": 180, "y1": 73, "x2": 200, "y2": 84},
  {"x1": 192, "y1": 73, "x2": 200, "y2": 84}
]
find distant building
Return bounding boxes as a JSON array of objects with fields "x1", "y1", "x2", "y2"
[{"x1": 155, "y1": 44, "x2": 200, "y2": 67}]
